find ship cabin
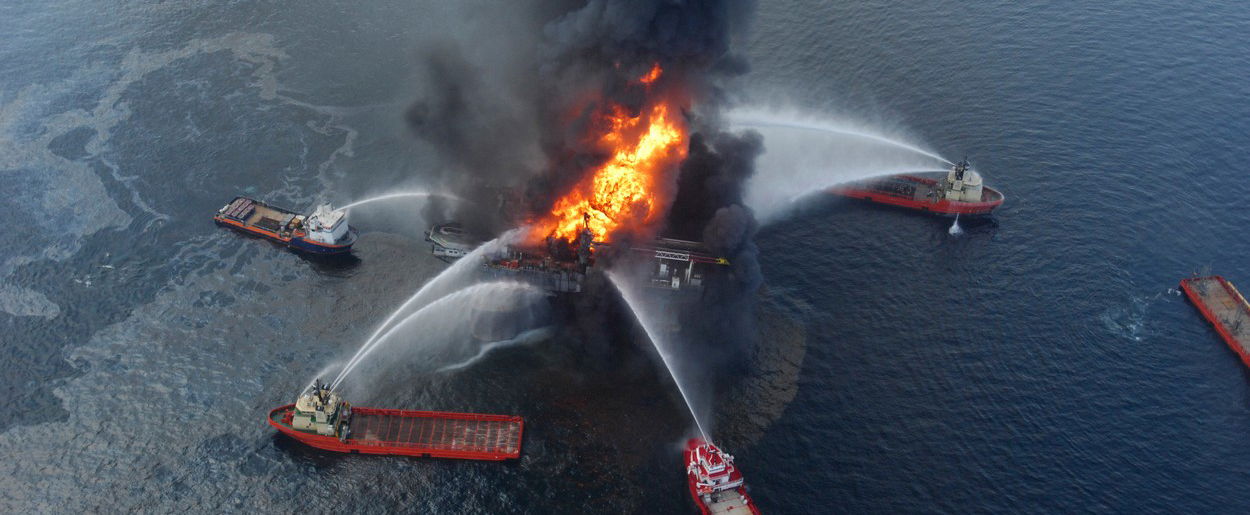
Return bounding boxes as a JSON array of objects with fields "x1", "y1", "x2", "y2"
[
  {"x1": 690, "y1": 441, "x2": 743, "y2": 494},
  {"x1": 941, "y1": 159, "x2": 985, "y2": 202},
  {"x1": 292, "y1": 381, "x2": 349, "y2": 437},
  {"x1": 304, "y1": 205, "x2": 350, "y2": 245}
]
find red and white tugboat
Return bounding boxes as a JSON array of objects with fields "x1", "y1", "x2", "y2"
[
  {"x1": 829, "y1": 158, "x2": 1004, "y2": 216},
  {"x1": 685, "y1": 438, "x2": 761, "y2": 514}
]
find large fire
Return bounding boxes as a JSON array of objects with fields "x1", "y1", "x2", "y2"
[{"x1": 536, "y1": 66, "x2": 687, "y2": 243}]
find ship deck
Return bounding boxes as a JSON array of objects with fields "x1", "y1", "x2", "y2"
[
  {"x1": 853, "y1": 175, "x2": 933, "y2": 200},
  {"x1": 348, "y1": 408, "x2": 523, "y2": 457},
  {"x1": 218, "y1": 197, "x2": 296, "y2": 232},
  {"x1": 244, "y1": 204, "x2": 289, "y2": 227},
  {"x1": 704, "y1": 488, "x2": 756, "y2": 514},
  {"x1": 833, "y1": 172, "x2": 1004, "y2": 211},
  {"x1": 268, "y1": 405, "x2": 523, "y2": 459},
  {"x1": 1181, "y1": 276, "x2": 1250, "y2": 367}
]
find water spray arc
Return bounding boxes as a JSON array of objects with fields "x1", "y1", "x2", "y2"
[
  {"x1": 728, "y1": 111, "x2": 957, "y2": 222},
  {"x1": 751, "y1": 167, "x2": 950, "y2": 224},
  {"x1": 330, "y1": 235, "x2": 512, "y2": 389},
  {"x1": 776, "y1": 167, "x2": 951, "y2": 205},
  {"x1": 335, "y1": 191, "x2": 465, "y2": 212},
  {"x1": 331, "y1": 281, "x2": 542, "y2": 388},
  {"x1": 607, "y1": 271, "x2": 710, "y2": 441},
  {"x1": 726, "y1": 117, "x2": 953, "y2": 165}
]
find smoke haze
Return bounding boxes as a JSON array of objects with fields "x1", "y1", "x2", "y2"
[{"x1": 405, "y1": 1, "x2": 768, "y2": 398}]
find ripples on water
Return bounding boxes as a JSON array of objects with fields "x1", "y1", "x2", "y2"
[{"x1": 3, "y1": 0, "x2": 1250, "y2": 512}]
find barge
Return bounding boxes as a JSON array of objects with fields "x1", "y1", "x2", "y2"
[
  {"x1": 829, "y1": 159, "x2": 1004, "y2": 216},
  {"x1": 685, "y1": 438, "x2": 760, "y2": 515},
  {"x1": 267, "y1": 381, "x2": 524, "y2": 460},
  {"x1": 1180, "y1": 275, "x2": 1250, "y2": 368},
  {"x1": 214, "y1": 196, "x2": 357, "y2": 255}
]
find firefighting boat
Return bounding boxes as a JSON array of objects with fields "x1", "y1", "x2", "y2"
[
  {"x1": 267, "y1": 380, "x2": 524, "y2": 460},
  {"x1": 214, "y1": 196, "x2": 358, "y2": 254},
  {"x1": 685, "y1": 438, "x2": 761, "y2": 514},
  {"x1": 829, "y1": 158, "x2": 1004, "y2": 216}
]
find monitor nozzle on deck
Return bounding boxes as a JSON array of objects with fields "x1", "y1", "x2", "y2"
[{"x1": 294, "y1": 379, "x2": 349, "y2": 436}]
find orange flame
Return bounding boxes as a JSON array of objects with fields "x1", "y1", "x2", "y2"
[
  {"x1": 639, "y1": 63, "x2": 662, "y2": 85},
  {"x1": 537, "y1": 95, "x2": 686, "y2": 243}
]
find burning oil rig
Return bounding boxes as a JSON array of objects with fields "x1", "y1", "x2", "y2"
[{"x1": 428, "y1": 213, "x2": 729, "y2": 295}]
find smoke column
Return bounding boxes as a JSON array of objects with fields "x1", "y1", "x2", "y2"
[{"x1": 405, "y1": 1, "x2": 767, "y2": 400}]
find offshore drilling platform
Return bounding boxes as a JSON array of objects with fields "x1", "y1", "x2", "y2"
[{"x1": 427, "y1": 214, "x2": 730, "y2": 295}]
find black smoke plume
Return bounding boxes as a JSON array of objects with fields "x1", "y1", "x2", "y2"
[{"x1": 406, "y1": 0, "x2": 765, "y2": 360}]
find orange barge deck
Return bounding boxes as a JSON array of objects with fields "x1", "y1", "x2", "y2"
[
  {"x1": 268, "y1": 404, "x2": 523, "y2": 460},
  {"x1": 1180, "y1": 276, "x2": 1250, "y2": 368}
]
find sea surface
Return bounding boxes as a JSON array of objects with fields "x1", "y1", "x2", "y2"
[{"x1": 2, "y1": 0, "x2": 1249, "y2": 513}]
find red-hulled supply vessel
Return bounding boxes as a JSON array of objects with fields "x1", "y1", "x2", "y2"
[
  {"x1": 685, "y1": 438, "x2": 761, "y2": 514},
  {"x1": 267, "y1": 381, "x2": 523, "y2": 460},
  {"x1": 1180, "y1": 275, "x2": 1250, "y2": 369},
  {"x1": 214, "y1": 196, "x2": 358, "y2": 255},
  {"x1": 829, "y1": 159, "x2": 1004, "y2": 216}
]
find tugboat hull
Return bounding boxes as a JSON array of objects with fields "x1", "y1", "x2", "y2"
[
  {"x1": 830, "y1": 171, "x2": 1004, "y2": 217},
  {"x1": 267, "y1": 404, "x2": 523, "y2": 460},
  {"x1": 287, "y1": 230, "x2": 358, "y2": 254}
]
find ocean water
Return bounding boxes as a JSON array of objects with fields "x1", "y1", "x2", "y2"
[{"x1": 2, "y1": 0, "x2": 1249, "y2": 513}]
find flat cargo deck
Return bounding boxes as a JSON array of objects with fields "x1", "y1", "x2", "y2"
[
  {"x1": 1181, "y1": 276, "x2": 1250, "y2": 367},
  {"x1": 268, "y1": 404, "x2": 523, "y2": 460},
  {"x1": 349, "y1": 408, "x2": 523, "y2": 457}
]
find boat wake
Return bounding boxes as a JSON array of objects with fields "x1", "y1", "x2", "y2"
[{"x1": 1101, "y1": 294, "x2": 1164, "y2": 342}]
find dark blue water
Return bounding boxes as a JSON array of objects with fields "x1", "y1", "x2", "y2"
[
  {"x1": 2, "y1": 0, "x2": 1249, "y2": 512},
  {"x1": 744, "y1": 1, "x2": 1250, "y2": 512}
]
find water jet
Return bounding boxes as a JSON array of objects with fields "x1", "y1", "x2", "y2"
[
  {"x1": 607, "y1": 271, "x2": 710, "y2": 440},
  {"x1": 330, "y1": 232, "x2": 520, "y2": 389},
  {"x1": 335, "y1": 190, "x2": 464, "y2": 212},
  {"x1": 332, "y1": 280, "x2": 544, "y2": 388},
  {"x1": 725, "y1": 110, "x2": 955, "y2": 222}
]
